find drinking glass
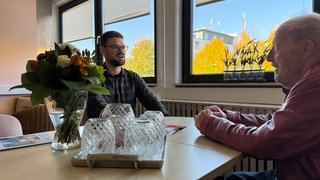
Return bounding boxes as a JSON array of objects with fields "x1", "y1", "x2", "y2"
[
  {"x1": 140, "y1": 111, "x2": 166, "y2": 159},
  {"x1": 124, "y1": 118, "x2": 159, "y2": 160},
  {"x1": 76, "y1": 118, "x2": 115, "y2": 159},
  {"x1": 99, "y1": 103, "x2": 135, "y2": 119},
  {"x1": 140, "y1": 111, "x2": 166, "y2": 136},
  {"x1": 99, "y1": 103, "x2": 135, "y2": 154}
]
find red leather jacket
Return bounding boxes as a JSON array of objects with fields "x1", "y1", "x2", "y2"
[{"x1": 198, "y1": 66, "x2": 320, "y2": 179}]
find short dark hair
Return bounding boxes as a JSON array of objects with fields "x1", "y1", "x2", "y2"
[{"x1": 100, "y1": 31, "x2": 123, "y2": 47}]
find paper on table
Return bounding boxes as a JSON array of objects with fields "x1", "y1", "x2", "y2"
[
  {"x1": 166, "y1": 125, "x2": 186, "y2": 135},
  {"x1": 0, "y1": 132, "x2": 53, "y2": 151}
]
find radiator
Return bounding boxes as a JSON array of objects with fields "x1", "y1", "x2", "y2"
[
  {"x1": 136, "y1": 99, "x2": 281, "y2": 175},
  {"x1": 136, "y1": 99, "x2": 279, "y2": 117}
]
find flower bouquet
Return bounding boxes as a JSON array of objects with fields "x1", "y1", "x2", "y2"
[{"x1": 11, "y1": 43, "x2": 109, "y2": 150}]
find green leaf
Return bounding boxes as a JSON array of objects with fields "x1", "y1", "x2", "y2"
[
  {"x1": 21, "y1": 72, "x2": 41, "y2": 91},
  {"x1": 30, "y1": 87, "x2": 51, "y2": 105},
  {"x1": 95, "y1": 65, "x2": 106, "y2": 82},
  {"x1": 60, "y1": 80, "x2": 86, "y2": 91},
  {"x1": 85, "y1": 65, "x2": 105, "y2": 84},
  {"x1": 83, "y1": 76, "x2": 100, "y2": 85},
  {"x1": 9, "y1": 85, "x2": 25, "y2": 91},
  {"x1": 55, "y1": 42, "x2": 64, "y2": 57},
  {"x1": 88, "y1": 85, "x2": 110, "y2": 95},
  {"x1": 60, "y1": 79, "x2": 109, "y2": 95},
  {"x1": 26, "y1": 60, "x2": 35, "y2": 72}
]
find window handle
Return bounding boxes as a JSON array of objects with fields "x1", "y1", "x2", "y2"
[{"x1": 96, "y1": 36, "x2": 100, "y2": 45}]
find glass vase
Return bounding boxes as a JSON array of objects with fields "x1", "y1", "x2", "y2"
[{"x1": 44, "y1": 90, "x2": 88, "y2": 151}]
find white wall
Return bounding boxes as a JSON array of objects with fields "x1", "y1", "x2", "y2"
[
  {"x1": 0, "y1": 0, "x2": 285, "y2": 105},
  {"x1": 0, "y1": 0, "x2": 37, "y2": 92}
]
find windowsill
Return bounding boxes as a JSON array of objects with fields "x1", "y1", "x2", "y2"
[
  {"x1": 147, "y1": 83, "x2": 157, "y2": 87},
  {"x1": 174, "y1": 82, "x2": 282, "y2": 88},
  {"x1": 0, "y1": 87, "x2": 31, "y2": 95}
]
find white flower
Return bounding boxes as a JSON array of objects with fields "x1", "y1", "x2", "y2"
[
  {"x1": 58, "y1": 43, "x2": 81, "y2": 56},
  {"x1": 57, "y1": 55, "x2": 70, "y2": 68},
  {"x1": 58, "y1": 43, "x2": 67, "y2": 50},
  {"x1": 66, "y1": 44, "x2": 81, "y2": 56}
]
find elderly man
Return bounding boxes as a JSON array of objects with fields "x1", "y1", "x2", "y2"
[{"x1": 195, "y1": 13, "x2": 320, "y2": 180}]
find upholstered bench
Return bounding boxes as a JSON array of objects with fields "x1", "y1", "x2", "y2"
[{"x1": 0, "y1": 96, "x2": 53, "y2": 134}]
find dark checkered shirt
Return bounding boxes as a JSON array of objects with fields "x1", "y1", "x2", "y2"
[{"x1": 87, "y1": 67, "x2": 169, "y2": 118}]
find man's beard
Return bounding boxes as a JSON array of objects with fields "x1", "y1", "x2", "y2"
[
  {"x1": 107, "y1": 53, "x2": 126, "y2": 67},
  {"x1": 109, "y1": 58, "x2": 125, "y2": 66}
]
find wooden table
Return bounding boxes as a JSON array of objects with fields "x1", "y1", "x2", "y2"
[{"x1": 0, "y1": 117, "x2": 244, "y2": 180}]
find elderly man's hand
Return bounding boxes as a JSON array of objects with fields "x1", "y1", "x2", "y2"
[
  {"x1": 194, "y1": 105, "x2": 226, "y2": 134},
  {"x1": 204, "y1": 105, "x2": 226, "y2": 118},
  {"x1": 194, "y1": 109, "x2": 214, "y2": 134}
]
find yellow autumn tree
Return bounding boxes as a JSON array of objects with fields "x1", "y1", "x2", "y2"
[
  {"x1": 235, "y1": 31, "x2": 252, "y2": 50},
  {"x1": 193, "y1": 39, "x2": 227, "y2": 74},
  {"x1": 124, "y1": 38, "x2": 154, "y2": 77}
]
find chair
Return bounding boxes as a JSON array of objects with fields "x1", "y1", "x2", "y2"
[
  {"x1": 0, "y1": 114, "x2": 23, "y2": 138},
  {"x1": 0, "y1": 96, "x2": 53, "y2": 134}
]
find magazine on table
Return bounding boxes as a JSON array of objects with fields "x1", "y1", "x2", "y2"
[
  {"x1": 166, "y1": 124, "x2": 186, "y2": 135},
  {"x1": 0, "y1": 132, "x2": 53, "y2": 151}
]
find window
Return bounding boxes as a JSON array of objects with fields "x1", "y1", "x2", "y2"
[
  {"x1": 183, "y1": 0, "x2": 315, "y2": 83},
  {"x1": 103, "y1": 0, "x2": 156, "y2": 82},
  {"x1": 59, "y1": 0, "x2": 95, "y2": 53},
  {"x1": 59, "y1": 0, "x2": 156, "y2": 83}
]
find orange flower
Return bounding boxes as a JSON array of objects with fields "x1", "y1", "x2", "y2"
[
  {"x1": 30, "y1": 60, "x2": 39, "y2": 71},
  {"x1": 79, "y1": 68, "x2": 88, "y2": 76},
  {"x1": 81, "y1": 58, "x2": 91, "y2": 68},
  {"x1": 70, "y1": 55, "x2": 82, "y2": 66}
]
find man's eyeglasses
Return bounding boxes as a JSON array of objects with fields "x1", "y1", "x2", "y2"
[{"x1": 106, "y1": 45, "x2": 128, "y2": 51}]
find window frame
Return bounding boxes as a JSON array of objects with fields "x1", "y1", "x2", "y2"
[
  {"x1": 182, "y1": 0, "x2": 317, "y2": 84},
  {"x1": 59, "y1": 0, "x2": 157, "y2": 84}
]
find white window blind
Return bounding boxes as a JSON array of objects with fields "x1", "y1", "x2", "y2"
[
  {"x1": 103, "y1": 0, "x2": 150, "y2": 25},
  {"x1": 62, "y1": 0, "x2": 93, "y2": 43},
  {"x1": 196, "y1": 0, "x2": 224, "y2": 7}
]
